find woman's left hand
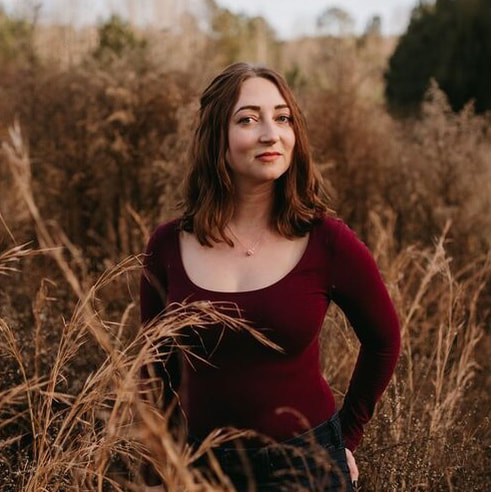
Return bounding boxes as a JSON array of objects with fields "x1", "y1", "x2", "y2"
[{"x1": 345, "y1": 448, "x2": 359, "y2": 488}]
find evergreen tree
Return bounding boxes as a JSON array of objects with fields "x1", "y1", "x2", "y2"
[
  {"x1": 385, "y1": 0, "x2": 490, "y2": 114},
  {"x1": 92, "y1": 15, "x2": 147, "y2": 62}
]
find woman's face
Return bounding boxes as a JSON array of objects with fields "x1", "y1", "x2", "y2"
[{"x1": 226, "y1": 77, "x2": 295, "y2": 188}]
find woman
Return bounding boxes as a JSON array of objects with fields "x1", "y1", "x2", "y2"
[{"x1": 140, "y1": 62, "x2": 401, "y2": 491}]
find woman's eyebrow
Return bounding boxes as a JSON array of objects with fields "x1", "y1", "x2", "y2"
[{"x1": 233, "y1": 104, "x2": 290, "y2": 115}]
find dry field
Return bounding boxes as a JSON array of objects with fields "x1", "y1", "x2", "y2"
[{"x1": 0, "y1": 22, "x2": 490, "y2": 491}]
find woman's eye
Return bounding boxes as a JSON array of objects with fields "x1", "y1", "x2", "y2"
[
  {"x1": 238, "y1": 116, "x2": 255, "y2": 124},
  {"x1": 277, "y1": 115, "x2": 293, "y2": 124}
]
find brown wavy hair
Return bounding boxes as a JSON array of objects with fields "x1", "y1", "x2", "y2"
[{"x1": 180, "y1": 62, "x2": 331, "y2": 246}]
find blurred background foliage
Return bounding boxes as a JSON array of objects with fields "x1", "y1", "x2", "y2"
[
  {"x1": 0, "y1": 3, "x2": 37, "y2": 66},
  {"x1": 0, "y1": 0, "x2": 488, "y2": 266},
  {"x1": 385, "y1": 0, "x2": 490, "y2": 115},
  {"x1": 92, "y1": 14, "x2": 148, "y2": 63},
  {"x1": 0, "y1": 1, "x2": 489, "y2": 490}
]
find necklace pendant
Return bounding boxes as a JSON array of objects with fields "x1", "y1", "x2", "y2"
[{"x1": 246, "y1": 249, "x2": 254, "y2": 256}]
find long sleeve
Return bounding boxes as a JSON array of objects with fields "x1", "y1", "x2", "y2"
[
  {"x1": 140, "y1": 225, "x2": 167, "y2": 325},
  {"x1": 330, "y1": 220, "x2": 401, "y2": 451},
  {"x1": 139, "y1": 224, "x2": 182, "y2": 409}
]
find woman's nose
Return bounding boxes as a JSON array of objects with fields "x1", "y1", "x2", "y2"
[{"x1": 259, "y1": 121, "x2": 280, "y2": 143}]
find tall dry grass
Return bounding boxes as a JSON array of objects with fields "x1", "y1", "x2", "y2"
[
  {"x1": 322, "y1": 215, "x2": 489, "y2": 490},
  {"x1": 1, "y1": 129, "x2": 279, "y2": 492},
  {"x1": 1, "y1": 125, "x2": 490, "y2": 491},
  {"x1": 0, "y1": 19, "x2": 489, "y2": 492}
]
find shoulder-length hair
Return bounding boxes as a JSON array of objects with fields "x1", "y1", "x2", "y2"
[{"x1": 180, "y1": 62, "x2": 331, "y2": 246}]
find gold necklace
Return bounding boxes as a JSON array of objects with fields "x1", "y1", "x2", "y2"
[{"x1": 226, "y1": 225, "x2": 265, "y2": 257}]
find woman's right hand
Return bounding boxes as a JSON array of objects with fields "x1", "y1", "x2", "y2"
[{"x1": 345, "y1": 448, "x2": 359, "y2": 489}]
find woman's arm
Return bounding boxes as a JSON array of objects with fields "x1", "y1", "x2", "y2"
[
  {"x1": 139, "y1": 225, "x2": 182, "y2": 487},
  {"x1": 330, "y1": 220, "x2": 401, "y2": 452},
  {"x1": 139, "y1": 223, "x2": 184, "y2": 410}
]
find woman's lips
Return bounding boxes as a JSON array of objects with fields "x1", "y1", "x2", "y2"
[{"x1": 255, "y1": 152, "x2": 282, "y2": 162}]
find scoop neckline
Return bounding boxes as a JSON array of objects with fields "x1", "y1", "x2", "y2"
[{"x1": 175, "y1": 223, "x2": 314, "y2": 295}]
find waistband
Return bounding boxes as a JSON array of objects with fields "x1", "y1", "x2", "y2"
[
  {"x1": 278, "y1": 411, "x2": 344, "y2": 449},
  {"x1": 190, "y1": 412, "x2": 345, "y2": 472}
]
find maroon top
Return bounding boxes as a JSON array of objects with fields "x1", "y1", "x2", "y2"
[{"x1": 140, "y1": 216, "x2": 400, "y2": 451}]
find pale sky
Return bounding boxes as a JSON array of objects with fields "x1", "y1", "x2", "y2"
[
  {"x1": 2, "y1": 0, "x2": 416, "y2": 38},
  {"x1": 215, "y1": 0, "x2": 415, "y2": 37}
]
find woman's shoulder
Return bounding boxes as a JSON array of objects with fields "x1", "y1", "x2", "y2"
[
  {"x1": 314, "y1": 214, "x2": 346, "y2": 240},
  {"x1": 150, "y1": 217, "x2": 181, "y2": 236},
  {"x1": 145, "y1": 217, "x2": 181, "y2": 251},
  {"x1": 314, "y1": 214, "x2": 364, "y2": 253},
  {"x1": 316, "y1": 214, "x2": 344, "y2": 230}
]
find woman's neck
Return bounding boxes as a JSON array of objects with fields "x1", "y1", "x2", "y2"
[{"x1": 230, "y1": 183, "x2": 274, "y2": 231}]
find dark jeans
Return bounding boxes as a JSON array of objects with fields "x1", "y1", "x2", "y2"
[{"x1": 190, "y1": 412, "x2": 354, "y2": 491}]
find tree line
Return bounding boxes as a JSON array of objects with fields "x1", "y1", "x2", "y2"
[{"x1": 385, "y1": 0, "x2": 490, "y2": 114}]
